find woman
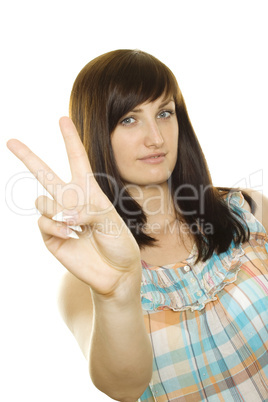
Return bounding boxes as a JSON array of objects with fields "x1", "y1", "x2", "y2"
[{"x1": 7, "y1": 49, "x2": 268, "y2": 401}]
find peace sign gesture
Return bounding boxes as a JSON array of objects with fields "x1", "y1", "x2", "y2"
[{"x1": 7, "y1": 117, "x2": 141, "y2": 297}]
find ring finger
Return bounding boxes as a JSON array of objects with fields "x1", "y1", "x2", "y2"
[
  {"x1": 35, "y1": 195, "x2": 82, "y2": 232},
  {"x1": 37, "y1": 214, "x2": 78, "y2": 242}
]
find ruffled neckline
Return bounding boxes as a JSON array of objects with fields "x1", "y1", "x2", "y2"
[
  {"x1": 140, "y1": 241, "x2": 245, "y2": 312},
  {"x1": 141, "y1": 191, "x2": 268, "y2": 312},
  {"x1": 141, "y1": 243, "x2": 197, "y2": 270},
  {"x1": 140, "y1": 191, "x2": 256, "y2": 313}
]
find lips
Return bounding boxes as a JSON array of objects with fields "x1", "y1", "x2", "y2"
[
  {"x1": 138, "y1": 152, "x2": 166, "y2": 164},
  {"x1": 139, "y1": 152, "x2": 166, "y2": 160}
]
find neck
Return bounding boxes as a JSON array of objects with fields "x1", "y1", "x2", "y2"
[{"x1": 127, "y1": 181, "x2": 178, "y2": 236}]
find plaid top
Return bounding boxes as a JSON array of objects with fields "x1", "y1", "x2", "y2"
[{"x1": 139, "y1": 192, "x2": 268, "y2": 401}]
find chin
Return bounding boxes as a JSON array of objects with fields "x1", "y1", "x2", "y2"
[
  {"x1": 120, "y1": 168, "x2": 174, "y2": 187},
  {"x1": 132, "y1": 176, "x2": 171, "y2": 187}
]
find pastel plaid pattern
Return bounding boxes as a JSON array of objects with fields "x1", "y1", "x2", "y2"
[{"x1": 139, "y1": 192, "x2": 268, "y2": 401}]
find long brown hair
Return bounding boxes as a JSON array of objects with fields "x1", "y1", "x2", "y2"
[{"x1": 70, "y1": 49, "x2": 253, "y2": 262}]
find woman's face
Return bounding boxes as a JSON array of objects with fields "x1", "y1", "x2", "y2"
[{"x1": 111, "y1": 95, "x2": 179, "y2": 187}]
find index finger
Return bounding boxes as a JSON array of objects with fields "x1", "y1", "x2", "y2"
[
  {"x1": 59, "y1": 117, "x2": 92, "y2": 180},
  {"x1": 7, "y1": 139, "x2": 65, "y2": 199}
]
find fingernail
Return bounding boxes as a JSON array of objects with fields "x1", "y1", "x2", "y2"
[
  {"x1": 68, "y1": 225, "x2": 82, "y2": 232},
  {"x1": 52, "y1": 211, "x2": 74, "y2": 222},
  {"x1": 66, "y1": 229, "x2": 79, "y2": 239}
]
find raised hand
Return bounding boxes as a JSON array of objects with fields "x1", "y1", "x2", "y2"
[{"x1": 7, "y1": 117, "x2": 141, "y2": 297}]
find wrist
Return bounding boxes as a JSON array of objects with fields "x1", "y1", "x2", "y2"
[
  {"x1": 90, "y1": 268, "x2": 142, "y2": 308},
  {"x1": 90, "y1": 286, "x2": 142, "y2": 319}
]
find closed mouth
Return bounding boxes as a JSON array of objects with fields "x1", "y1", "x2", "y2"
[{"x1": 139, "y1": 153, "x2": 166, "y2": 160}]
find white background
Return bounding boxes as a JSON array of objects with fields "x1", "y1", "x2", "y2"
[{"x1": 1, "y1": 1, "x2": 267, "y2": 401}]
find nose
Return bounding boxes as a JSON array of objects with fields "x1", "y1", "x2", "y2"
[{"x1": 144, "y1": 120, "x2": 164, "y2": 148}]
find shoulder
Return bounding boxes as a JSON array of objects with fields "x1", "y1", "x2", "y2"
[
  {"x1": 58, "y1": 271, "x2": 93, "y2": 359},
  {"x1": 241, "y1": 189, "x2": 268, "y2": 232}
]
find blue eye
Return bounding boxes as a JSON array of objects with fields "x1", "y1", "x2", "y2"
[
  {"x1": 121, "y1": 117, "x2": 136, "y2": 126},
  {"x1": 158, "y1": 110, "x2": 174, "y2": 119}
]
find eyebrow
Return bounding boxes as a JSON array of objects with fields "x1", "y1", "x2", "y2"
[
  {"x1": 131, "y1": 98, "x2": 175, "y2": 113},
  {"x1": 159, "y1": 98, "x2": 175, "y2": 109}
]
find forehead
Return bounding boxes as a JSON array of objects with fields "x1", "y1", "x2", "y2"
[{"x1": 131, "y1": 95, "x2": 175, "y2": 111}]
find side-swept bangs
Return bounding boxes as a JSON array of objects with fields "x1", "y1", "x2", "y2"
[{"x1": 105, "y1": 50, "x2": 181, "y2": 132}]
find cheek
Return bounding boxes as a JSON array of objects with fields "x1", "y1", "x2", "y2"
[
  {"x1": 112, "y1": 139, "x2": 131, "y2": 171},
  {"x1": 174, "y1": 126, "x2": 179, "y2": 150},
  {"x1": 111, "y1": 137, "x2": 121, "y2": 161},
  {"x1": 112, "y1": 134, "x2": 138, "y2": 161},
  {"x1": 167, "y1": 124, "x2": 179, "y2": 151},
  {"x1": 115, "y1": 153, "x2": 129, "y2": 170}
]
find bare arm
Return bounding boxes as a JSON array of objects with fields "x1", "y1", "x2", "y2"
[
  {"x1": 58, "y1": 272, "x2": 152, "y2": 402},
  {"x1": 58, "y1": 272, "x2": 93, "y2": 359},
  {"x1": 90, "y1": 288, "x2": 153, "y2": 401},
  {"x1": 242, "y1": 189, "x2": 268, "y2": 232},
  {"x1": 7, "y1": 117, "x2": 152, "y2": 402}
]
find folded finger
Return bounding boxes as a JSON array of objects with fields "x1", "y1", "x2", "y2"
[
  {"x1": 36, "y1": 196, "x2": 82, "y2": 232},
  {"x1": 52, "y1": 203, "x2": 126, "y2": 237},
  {"x1": 35, "y1": 195, "x2": 59, "y2": 218},
  {"x1": 38, "y1": 215, "x2": 79, "y2": 242}
]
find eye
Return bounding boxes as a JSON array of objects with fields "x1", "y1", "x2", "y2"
[
  {"x1": 120, "y1": 116, "x2": 136, "y2": 126},
  {"x1": 157, "y1": 110, "x2": 175, "y2": 119}
]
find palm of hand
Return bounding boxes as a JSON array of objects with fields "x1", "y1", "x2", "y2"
[{"x1": 7, "y1": 117, "x2": 141, "y2": 295}]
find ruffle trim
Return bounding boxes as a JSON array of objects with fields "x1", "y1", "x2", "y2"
[
  {"x1": 141, "y1": 242, "x2": 244, "y2": 312},
  {"x1": 140, "y1": 191, "x2": 262, "y2": 313}
]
